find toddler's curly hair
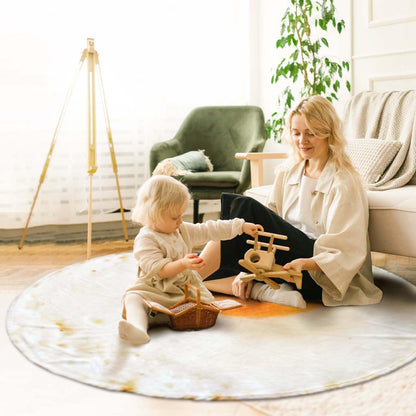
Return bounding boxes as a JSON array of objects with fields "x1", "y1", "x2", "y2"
[{"x1": 132, "y1": 175, "x2": 190, "y2": 227}]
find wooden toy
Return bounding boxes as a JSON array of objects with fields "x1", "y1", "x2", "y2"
[
  {"x1": 143, "y1": 283, "x2": 242, "y2": 330},
  {"x1": 238, "y1": 230, "x2": 303, "y2": 290}
]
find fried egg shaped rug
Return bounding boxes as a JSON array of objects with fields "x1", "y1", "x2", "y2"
[{"x1": 7, "y1": 253, "x2": 416, "y2": 400}]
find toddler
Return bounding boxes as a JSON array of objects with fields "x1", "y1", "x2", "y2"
[{"x1": 119, "y1": 175, "x2": 262, "y2": 345}]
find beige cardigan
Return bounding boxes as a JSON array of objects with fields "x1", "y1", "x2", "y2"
[{"x1": 267, "y1": 159, "x2": 383, "y2": 306}]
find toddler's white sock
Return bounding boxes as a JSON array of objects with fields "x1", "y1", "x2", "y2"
[
  {"x1": 118, "y1": 320, "x2": 150, "y2": 345},
  {"x1": 250, "y1": 282, "x2": 307, "y2": 309}
]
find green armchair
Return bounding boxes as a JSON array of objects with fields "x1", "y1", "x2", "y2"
[{"x1": 149, "y1": 106, "x2": 267, "y2": 222}]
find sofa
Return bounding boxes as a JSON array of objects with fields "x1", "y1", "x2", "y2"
[
  {"x1": 237, "y1": 90, "x2": 416, "y2": 259},
  {"x1": 242, "y1": 179, "x2": 416, "y2": 258}
]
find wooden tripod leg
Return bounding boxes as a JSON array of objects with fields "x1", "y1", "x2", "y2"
[
  {"x1": 86, "y1": 39, "x2": 97, "y2": 259},
  {"x1": 96, "y1": 54, "x2": 128, "y2": 241},
  {"x1": 113, "y1": 170, "x2": 129, "y2": 241},
  {"x1": 18, "y1": 53, "x2": 86, "y2": 250},
  {"x1": 18, "y1": 181, "x2": 43, "y2": 249},
  {"x1": 87, "y1": 175, "x2": 93, "y2": 259}
]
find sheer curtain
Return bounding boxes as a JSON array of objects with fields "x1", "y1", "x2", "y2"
[{"x1": 0, "y1": 0, "x2": 251, "y2": 237}]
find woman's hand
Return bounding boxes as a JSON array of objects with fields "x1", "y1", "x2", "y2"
[
  {"x1": 181, "y1": 253, "x2": 205, "y2": 270},
  {"x1": 283, "y1": 258, "x2": 321, "y2": 273},
  {"x1": 232, "y1": 273, "x2": 253, "y2": 300},
  {"x1": 242, "y1": 222, "x2": 264, "y2": 237}
]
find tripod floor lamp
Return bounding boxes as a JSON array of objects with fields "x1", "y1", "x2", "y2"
[{"x1": 19, "y1": 38, "x2": 128, "y2": 258}]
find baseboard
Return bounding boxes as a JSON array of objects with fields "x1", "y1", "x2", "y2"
[{"x1": 0, "y1": 221, "x2": 139, "y2": 245}]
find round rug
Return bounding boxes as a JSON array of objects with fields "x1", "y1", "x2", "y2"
[{"x1": 6, "y1": 252, "x2": 416, "y2": 400}]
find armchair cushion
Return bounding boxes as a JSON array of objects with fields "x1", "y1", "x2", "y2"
[
  {"x1": 179, "y1": 171, "x2": 241, "y2": 187},
  {"x1": 346, "y1": 138, "x2": 402, "y2": 184},
  {"x1": 153, "y1": 150, "x2": 213, "y2": 176}
]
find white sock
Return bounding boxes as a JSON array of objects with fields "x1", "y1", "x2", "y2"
[
  {"x1": 250, "y1": 282, "x2": 307, "y2": 309},
  {"x1": 118, "y1": 319, "x2": 150, "y2": 345}
]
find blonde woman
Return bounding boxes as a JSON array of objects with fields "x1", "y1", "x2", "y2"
[
  {"x1": 199, "y1": 96, "x2": 383, "y2": 307},
  {"x1": 119, "y1": 175, "x2": 262, "y2": 345}
]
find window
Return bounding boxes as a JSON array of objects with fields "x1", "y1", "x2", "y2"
[{"x1": 0, "y1": 0, "x2": 250, "y2": 235}]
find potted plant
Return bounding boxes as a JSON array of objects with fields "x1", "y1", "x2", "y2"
[{"x1": 266, "y1": 0, "x2": 350, "y2": 141}]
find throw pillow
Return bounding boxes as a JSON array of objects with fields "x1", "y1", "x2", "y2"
[
  {"x1": 346, "y1": 139, "x2": 402, "y2": 184},
  {"x1": 152, "y1": 150, "x2": 214, "y2": 176}
]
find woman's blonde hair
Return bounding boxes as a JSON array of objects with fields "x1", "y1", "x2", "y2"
[
  {"x1": 132, "y1": 175, "x2": 190, "y2": 226},
  {"x1": 284, "y1": 95, "x2": 359, "y2": 179}
]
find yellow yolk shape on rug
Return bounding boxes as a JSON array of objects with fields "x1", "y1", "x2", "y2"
[{"x1": 215, "y1": 295, "x2": 321, "y2": 318}]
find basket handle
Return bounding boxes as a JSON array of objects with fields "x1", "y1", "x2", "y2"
[{"x1": 184, "y1": 283, "x2": 201, "y2": 305}]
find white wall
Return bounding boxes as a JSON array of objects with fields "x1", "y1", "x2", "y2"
[{"x1": 351, "y1": 0, "x2": 416, "y2": 93}]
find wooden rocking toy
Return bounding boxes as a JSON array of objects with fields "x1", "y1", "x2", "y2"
[
  {"x1": 238, "y1": 230, "x2": 303, "y2": 290},
  {"x1": 143, "y1": 283, "x2": 242, "y2": 331}
]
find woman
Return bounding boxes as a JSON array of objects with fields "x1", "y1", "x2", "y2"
[{"x1": 198, "y1": 96, "x2": 383, "y2": 307}]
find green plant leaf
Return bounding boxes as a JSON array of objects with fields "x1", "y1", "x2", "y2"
[
  {"x1": 267, "y1": 0, "x2": 349, "y2": 142},
  {"x1": 293, "y1": 49, "x2": 299, "y2": 60}
]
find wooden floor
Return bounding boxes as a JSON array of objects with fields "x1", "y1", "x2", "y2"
[
  {"x1": 1, "y1": 240, "x2": 134, "y2": 290},
  {"x1": 1, "y1": 241, "x2": 415, "y2": 416},
  {"x1": 371, "y1": 251, "x2": 416, "y2": 285}
]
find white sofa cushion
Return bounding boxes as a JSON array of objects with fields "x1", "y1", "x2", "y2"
[
  {"x1": 245, "y1": 185, "x2": 271, "y2": 206},
  {"x1": 367, "y1": 185, "x2": 416, "y2": 213}
]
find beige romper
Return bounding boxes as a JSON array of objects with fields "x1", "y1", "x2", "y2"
[{"x1": 122, "y1": 218, "x2": 245, "y2": 317}]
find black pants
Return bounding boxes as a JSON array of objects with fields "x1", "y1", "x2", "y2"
[{"x1": 206, "y1": 193, "x2": 322, "y2": 302}]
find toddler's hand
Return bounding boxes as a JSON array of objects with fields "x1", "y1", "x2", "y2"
[
  {"x1": 242, "y1": 222, "x2": 264, "y2": 237},
  {"x1": 181, "y1": 253, "x2": 205, "y2": 270}
]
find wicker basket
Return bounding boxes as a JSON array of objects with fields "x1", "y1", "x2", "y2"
[
  {"x1": 168, "y1": 283, "x2": 220, "y2": 330},
  {"x1": 143, "y1": 283, "x2": 242, "y2": 331}
]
